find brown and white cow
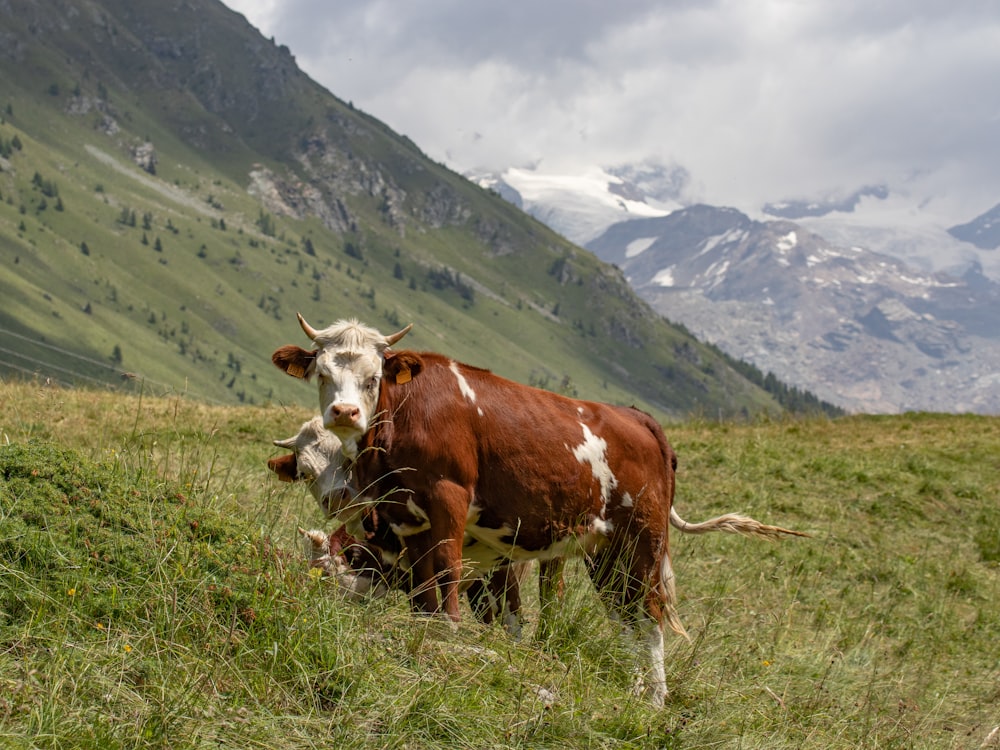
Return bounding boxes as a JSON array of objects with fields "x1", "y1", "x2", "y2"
[
  {"x1": 272, "y1": 316, "x2": 807, "y2": 706},
  {"x1": 267, "y1": 415, "x2": 549, "y2": 636}
]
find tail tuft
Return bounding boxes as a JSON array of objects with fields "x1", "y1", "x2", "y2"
[{"x1": 670, "y1": 508, "x2": 809, "y2": 540}]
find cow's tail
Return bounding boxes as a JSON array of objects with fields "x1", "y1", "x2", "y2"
[
  {"x1": 658, "y1": 551, "x2": 689, "y2": 639},
  {"x1": 669, "y1": 507, "x2": 809, "y2": 540}
]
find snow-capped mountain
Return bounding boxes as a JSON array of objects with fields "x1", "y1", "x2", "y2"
[
  {"x1": 587, "y1": 206, "x2": 1000, "y2": 414},
  {"x1": 467, "y1": 161, "x2": 1000, "y2": 413},
  {"x1": 469, "y1": 162, "x2": 686, "y2": 245}
]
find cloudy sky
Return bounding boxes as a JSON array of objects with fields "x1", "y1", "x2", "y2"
[{"x1": 224, "y1": 0, "x2": 1000, "y2": 222}]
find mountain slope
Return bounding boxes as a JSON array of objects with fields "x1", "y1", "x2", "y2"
[
  {"x1": 588, "y1": 206, "x2": 1000, "y2": 414},
  {"x1": 948, "y1": 202, "x2": 1000, "y2": 250},
  {"x1": 0, "y1": 0, "x2": 797, "y2": 419}
]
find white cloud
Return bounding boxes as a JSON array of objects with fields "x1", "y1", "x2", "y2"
[{"x1": 223, "y1": 0, "x2": 1000, "y2": 222}]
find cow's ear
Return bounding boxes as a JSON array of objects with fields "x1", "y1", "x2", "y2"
[
  {"x1": 272, "y1": 345, "x2": 317, "y2": 380},
  {"x1": 267, "y1": 453, "x2": 299, "y2": 482},
  {"x1": 383, "y1": 350, "x2": 424, "y2": 385},
  {"x1": 328, "y1": 525, "x2": 355, "y2": 556}
]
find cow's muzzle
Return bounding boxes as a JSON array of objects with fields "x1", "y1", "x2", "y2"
[{"x1": 328, "y1": 403, "x2": 361, "y2": 428}]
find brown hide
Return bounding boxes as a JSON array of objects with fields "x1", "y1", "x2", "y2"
[
  {"x1": 270, "y1": 327, "x2": 805, "y2": 705},
  {"x1": 354, "y1": 349, "x2": 676, "y2": 628}
]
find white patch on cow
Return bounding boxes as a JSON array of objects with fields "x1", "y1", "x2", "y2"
[
  {"x1": 463, "y1": 507, "x2": 515, "y2": 571},
  {"x1": 390, "y1": 518, "x2": 431, "y2": 537},
  {"x1": 577, "y1": 406, "x2": 584, "y2": 416},
  {"x1": 450, "y1": 360, "x2": 477, "y2": 404},
  {"x1": 570, "y1": 423, "x2": 618, "y2": 504},
  {"x1": 461, "y1": 537, "x2": 511, "y2": 573},
  {"x1": 465, "y1": 515, "x2": 612, "y2": 562},
  {"x1": 337, "y1": 508, "x2": 363, "y2": 540},
  {"x1": 406, "y1": 498, "x2": 429, "y2": 523},
  {"x1": 636, "y1": 618, "x2": 667, "y2": 708},
  {"x1": 591, "y1": 517, "x2": 615, "y2": 537},
  {"x1": 477, "y1": 407, "x2": 484, "y2": 417},
  {"x1": 390, "y1": 498, "x2": 431, "y2": 536},
  {"x1": 339, "y1": 437, "x2": 360, "y2": 460},
  {"x1": 621, "y1": 492, "x2": 634, "y2": 508}
]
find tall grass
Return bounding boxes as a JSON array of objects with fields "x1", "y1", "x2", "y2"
[{"x1": 1, "y1": 380, "x2": 998, "y2": 748}]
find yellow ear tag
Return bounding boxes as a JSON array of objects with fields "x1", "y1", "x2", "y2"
[
  {"x1": 395, "y1": 368, "x2": 411, "y2": 385},
  {"x1": 288, "y1": 363, "x2": 306, "y2": 379}
]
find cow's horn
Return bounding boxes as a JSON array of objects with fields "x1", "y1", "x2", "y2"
[
  {"x1": 297, "y1": 312, "x2": 319, "y2": 341},
  {"x1": 273, "y1": 436, "x2": 296, "y2": 448},
  {"x1": 385, "y1": 323, "x2": 413, "y2": 346}
]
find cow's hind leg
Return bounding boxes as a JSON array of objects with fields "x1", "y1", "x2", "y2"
[
  {"x1": 635, "y1": 616, "x2": 667, "y2": 707},
  {"x1": 587, "y1": 542, "x2": 673, "y2": 707},
  {"x1": 465, "y1": 578, "x2": 496, "y2": 624},
  {"x1": 466, "y1": 564, "x2": 528, "y2": 638},
  {"x1": 535, "y1": 557, "x2": 566, "y2": 641}
]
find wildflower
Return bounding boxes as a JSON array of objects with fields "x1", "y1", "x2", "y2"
[
  {"x1": 95, "y1": 622, "x2": 104, "y2": 630},
  {"x1": 308, "y1": 567, "x2": 323, "y2": 581},
  {"x1": 67, "y1": 588, "x2": 76, "y2": 597},
  {"x1": 123, "y1": 644, "x2": 132, "y2": 653}
]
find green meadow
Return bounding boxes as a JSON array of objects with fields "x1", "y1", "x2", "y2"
[{"x1": 1, "y1": 379, "x2": 998, "y2": 748}]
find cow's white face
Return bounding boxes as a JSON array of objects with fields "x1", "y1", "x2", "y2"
[
  {"x1": 314, "y1": 347, "x2": 385, "y2": 445},
  {"x1": 297, "y1": 316, "x2": 411, "y2": 451},
  {"x1": 273, "y1": 416, "x2": 352, "y2": 516}
]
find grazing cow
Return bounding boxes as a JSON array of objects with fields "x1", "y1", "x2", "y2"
[
  {"x1": 267, "y1": 416, "x2": 545, "y2": 635},
  {"x1": 272, "y1": 316, "x2": 807, "y2": 706}
]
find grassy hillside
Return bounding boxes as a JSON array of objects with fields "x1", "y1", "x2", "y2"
[
  {"x1": 1, "y1": 380, "x2": 996, "y2": 748},
  {"x1": 0, "y1": 0, "x2": 843, "y2": 422}
]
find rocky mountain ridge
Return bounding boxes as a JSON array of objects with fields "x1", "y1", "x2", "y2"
[
  {"x1": 948, "y1": 202, "x2": 1000, "y2": 250},
  {"x1": 587, "y1": 206, "x2": 1000, "y2": 414}
]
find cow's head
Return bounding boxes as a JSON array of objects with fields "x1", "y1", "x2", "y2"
[
  {"x1": 272, "y1": 314, "x2": 413, "y2": 451},
  {"x1": 267, "y1": 416, "x2": 354, "y2": 518}
]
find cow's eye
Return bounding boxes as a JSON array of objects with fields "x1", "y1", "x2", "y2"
[{"x1": 365, "y1": 376, "x2": 379, "y2": 392}]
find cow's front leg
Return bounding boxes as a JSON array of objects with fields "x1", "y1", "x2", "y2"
[
  {"x1": 426, "y1": 479, "x2": 470, "y2": 622},
  {"x1": 404, "y1": 529, "x2": 463, "y2": 623},
  {"x1": 405, "y1": 530, "x2": 442, "y2": 615},
  {"x1": 431, "y1": 534, "x2": 464, "y2": 622}
]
